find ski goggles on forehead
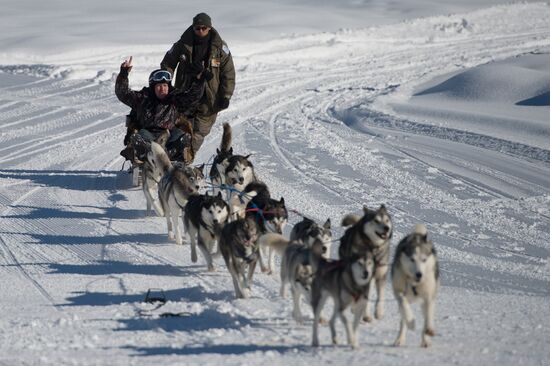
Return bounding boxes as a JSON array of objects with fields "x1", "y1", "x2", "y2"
[{"x1": 149, "y1": 70, "x2": 172, "y2": 83}]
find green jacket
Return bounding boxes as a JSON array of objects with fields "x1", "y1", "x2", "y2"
[{"x1": 161, "y1": 27, "x2": 235, "y2": 115}]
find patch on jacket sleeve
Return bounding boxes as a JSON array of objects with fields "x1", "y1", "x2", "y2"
[{"x1": 222, "y1": 44, "x2": 231, "y2": 55}]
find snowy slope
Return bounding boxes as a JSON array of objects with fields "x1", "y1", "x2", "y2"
[{"x1": 1, "y1": 2, "x2": 549, "y2": 365}]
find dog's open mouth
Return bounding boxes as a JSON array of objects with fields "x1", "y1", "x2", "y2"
[{"x1": 376, "y1": 231, "x2": 390, "y2": 240}]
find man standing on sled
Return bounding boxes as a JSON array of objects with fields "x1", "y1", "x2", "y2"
[
  {"x1": 160, "y1": 12, "x2": 235, "y2": 155},
  {"x1": 116, "y1": 56, "x2": 205, "y2": 164}
]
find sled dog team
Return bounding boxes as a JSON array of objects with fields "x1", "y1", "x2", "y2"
[{"x1": 135, "y1": 122, "x2": 440, "y2": 349}]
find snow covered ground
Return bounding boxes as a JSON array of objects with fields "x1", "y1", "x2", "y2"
[{"x1": 1, "y1": 1, "x2": 549, "y2": 365}]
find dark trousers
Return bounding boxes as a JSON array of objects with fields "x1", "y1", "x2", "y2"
[
  {"x1": 192, "y1": 112, "x2": 218, "y2": 152},
  {"x1": 138, "y1": 128, "x2": 184, "y2": 146}
]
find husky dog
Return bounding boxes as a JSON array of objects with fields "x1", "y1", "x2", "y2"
[
  {"x1": 158, "y1": 163, "x2": 205, "y2": 245},
  {"x1": 209, "y1": 123, "x2": 233, "y2": 196},
  {"x1": 339, "y1": 204, "x2": 393, "y2": 322},
  {"x1": 311, "y1": 244, "x2": 375, "y2": 349},
  {"x1": 245, "y1": 182, "x2": 288, "y2": 273},
  {"x1": 140, "y1": 135, "x2": 171, "y2": 217},
  {"x1": 225, "y1": 154, "x2": 257, "y2": 192},
  {"x1": 219, "y1": 215, "x2": 260, "y2": 299},
  {"x1": 183, "y1": 192, "x2": 230, "y2": 271},
  {"x1": 276, "y1": 238, "x2": 319, "y2": 323},
  {"x1": 392, "y1": 224, "x2": 439, "y2": 348},
  {"x1": 290, "y1": 217, "x2": 332, "y2": 259}
]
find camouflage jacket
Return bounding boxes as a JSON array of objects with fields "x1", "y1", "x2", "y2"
[
  {"x1": 161, "y1": 27, "x2": 235, "y2": 115},
  {"x1": 115, "y1": 69, "x2": 204, "y2": 131}
]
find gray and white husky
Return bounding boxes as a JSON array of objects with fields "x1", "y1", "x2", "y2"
[
  {"x1": 392, "y1": 224, "x2": 439, "y2": 348},
  {"x1": 311, "y1": 242, "x2": 375, "y2": 349},
  {"x1": 339, "y1": 204, "x2": 393, "y2": 322},
  {"x1": 158, "y1": 163, "x2": 205, "y2": 245},
  {"x1": 278, "y1": 238, "x2": 318, "y2": 323},
  {"x1": 290, "y1": 217, "x2": 332, "y2": 259},
  {"x1": 219, "y1": 215, "x2": 260, "y2": 299},
  {"x1": 138, "y1": 135, "x2": 171, "y2": 217},
  {"x1": 183, "y1": 192, "x2": 230, "y2": 271}
]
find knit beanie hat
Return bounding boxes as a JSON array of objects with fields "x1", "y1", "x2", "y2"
[{"x1": 193, "y1": 13, "x2": 212, "y2": 28}]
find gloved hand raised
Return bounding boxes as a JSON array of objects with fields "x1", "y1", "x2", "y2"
[{"x1": 120, "y1": 56, "x2": 133, "y2": 74}]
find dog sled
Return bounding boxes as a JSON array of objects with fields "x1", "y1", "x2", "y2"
[{"x1": 120, "y1": 110, "x2": 194, "y2": 187}]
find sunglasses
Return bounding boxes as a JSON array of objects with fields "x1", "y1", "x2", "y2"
[
  {"x1": 149, "y1": 70, "x2": 172, "y2": 83},
  {"x1": 194, "y1": 26, "x2": 209, "y2": 31}
]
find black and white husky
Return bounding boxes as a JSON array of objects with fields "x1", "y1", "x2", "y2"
[
  {"x1": 158, "y1": 163, "x2": 205, "y2": 245},
  {"x1": 311, "y1": 241, "x2": 375, "y2": 349},
  {"x1": 392, "y1": 224, "x2": 439, "y2": 348},
  {"x1": 246, "y1": 182, "x2": 288, "y2": 273},
  {"x1": 209, "y1": 123, "x2": 233, "y2": 196},
  {"x1": 339, "y1": 204, "x2": 393, "y2": 322},
  {"x1": 290, "y1": 217, "x2": 332, "y2": 259},
  {"x1": 219, "y1": 215, "x2": 260, "y2": 299},
  {"x1": 224, "y1": 154, "x2": 258, "y2": 219},
  {"x1": 183, "y1": 192, "x2": 230, "y2": 271}
]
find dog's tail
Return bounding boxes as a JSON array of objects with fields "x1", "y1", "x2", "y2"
[
  {"x1": 413, "y1": 223, "x2": 428, "y2": 236},
  {"x1": 220, "y1": 123, "x2": 232, "y2": 152},
  {"x1": 258, "y1": 233, "x2": 289, "y2": 254},
  {"x1": 341, "y1": 214, "x2": 361, "y2": 227}
]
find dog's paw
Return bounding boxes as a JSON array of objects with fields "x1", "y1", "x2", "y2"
[
  {"x1": 393, "y1": 338, "x2": 404, "y2": 347},
  {"x1": 312, "y1": 339, "x2": 320, "y2": 347},
  {"x1": 332, "y1": 337, "x2": 338, "y2": 345},
  {"x1": 420, "y1": 338, "x2": 431, "y2": 348},
  {"x1": 191, "y1": 253, "x2": 198, "y2": 263},
  {"x1": 207, "y1": 265, "x2": 215, "y2": 272},
  {"x1": 168, "y1": 232, "x2": 175, "y2": 241},
  {"x1": 363, "y1": 315, "x2": 373, "y2": 323},
  {"x1": 425, "y1": 327, "x2": 435, "y2": 337},
  {"x1": 319, "y1": 317, "x2": 328, "y2": 325}
]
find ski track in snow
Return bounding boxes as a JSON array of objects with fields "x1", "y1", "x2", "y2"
[{"x1": 1, "y1": 3, "x2": 550, "y2": 365}]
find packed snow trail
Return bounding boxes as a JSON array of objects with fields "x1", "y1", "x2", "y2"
[{"x1": 0, "y1": 3, "x2": 549, "y2": 365}]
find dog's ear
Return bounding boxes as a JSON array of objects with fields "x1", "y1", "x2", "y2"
[
  {"x1": 363, "y1": 205, "x2": 370, "y2": 214},
  {"x1": 229, "y1": 147, "x2": 233, "y2": 154},
  {"x1": 323, "y1": 218, "x2": 331, "y2": 230},
  {"x1": 217, "y1": 191, "x2": 223, "y2": 200},
  {"x1": 279, "y1": 197, "x2": 285, "y2": 205},
  {"x1": 216, "y1": 148, "x2": 221, "y2": 154},
  {"x1": 197, "y1": 163, "x2": 205, "y2": 173},
  {"x1": 244, "y1": 154, "x2": 252, "y2": 160},
  {"x1": 379, "y1": 204, "x2": 387, "y2": 214}
]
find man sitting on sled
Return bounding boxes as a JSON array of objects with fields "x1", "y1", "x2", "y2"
[{"x1": 115, "y1": 56, "x2": 206, "y2": 164}]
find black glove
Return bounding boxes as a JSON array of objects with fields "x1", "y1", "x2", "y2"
[
  {"x1": 120, "y1": 63, "x2": 132, "y2": 75},
  {"x1": 218, "y1": 97, "x2": 230, "y2": 110},
  {"x1": 188, "y1": 62, "x2": 204, "y2": 77},
  {"x1": 200, "y1": 69, "x2": 213, "y2": 81}
]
